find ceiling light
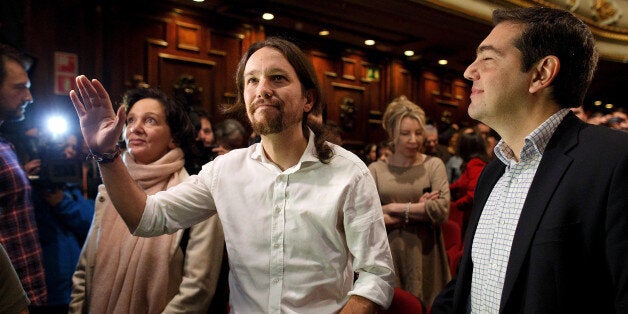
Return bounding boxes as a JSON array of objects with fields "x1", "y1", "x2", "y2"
[
  {"x1": 594, "y1": 100, "x2": 602, "y2": 106},
  {"x1": 438, "y1": 59, "x2": 448, "y2": 65},
  {"x1": 318, "y1": 30, "x2": 330, "y2": 36},
  {"x1": 364, "y1": 39, "x2": 375, "y2": 46},
  {"x1": 262, "y1": 13, "x2": 274, "y2": 20},
  {"x1": 404, "y1": 50, "x2": 415, "y2": 57},
  {"x1": 605, "y1": 103, "x2": 614, "y2": 109},
  {"x1": 193, "y1": 0, "x2": 204, "y2": 2}
]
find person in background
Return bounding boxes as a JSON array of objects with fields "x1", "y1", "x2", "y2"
[
  {"x1": 607, "y1": 108, "x2": 627, "y2": 131},
  {"x1": 70, "y1": 88, "x2": 225, "y2": 314},
  {"x1": 0, "y1": 243, "x2": 29, "y2": 314},
  {"x1": 212, "y1": 118, "x2": 247, "y2": 155},
  {"x1": 447, "y1": 128, "x2": 488, "y2": 238},
  {"x1": 444, "y1": 130, "x2": 463, "y2": 183},
  {"x1": 432, "y1": 7, "x2": 628, "y2": 313},
  {"x1": 475, "y1": 122, "x2": 499, "y2": 160},
  {"x1": 368, "y1": 95, "x2": 451, "y2": 307},
  {"x1": 377, "y1": 140, "x2": 393, "y2": 162},
  {"x1": 0, "y1": 43, "x2": 48, "y2": 308},
  {"x1": 424, "y1": 124, "x2": 452, "y2": 164},
  {"x1": 69, "y1": 37, "x2": 394, "y2": 313},
  {"x1": 570, "y1": 105, "x2": 588, "y2": 122},
  {"x1": 186, "y1": 108, "x2": 216, "y2": 175},
  {"x1": 194, "y1": 109, "x2": 215, "y2": 148},
  {"x1": 29, "y1": 133, "x2": 95, "y2": 313},
  {"x1": 363, "y1": 142, "x2": 378, "y2": 165}
]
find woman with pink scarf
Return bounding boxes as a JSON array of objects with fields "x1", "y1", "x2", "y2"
[{"x1": 70, "y1": 88, "x2": 225, "y2": 313}]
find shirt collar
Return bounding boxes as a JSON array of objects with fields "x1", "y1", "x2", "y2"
[
  {"x1": 250, "y1": 128, "x2": 319, "y2": 173},
  {"x1": 495, "y1": 108, "x2": 570, "y2": 164}
]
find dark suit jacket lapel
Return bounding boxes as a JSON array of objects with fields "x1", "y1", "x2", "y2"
[{"x1": 499, "y1": 113, "x2": 581, "y2": 310}]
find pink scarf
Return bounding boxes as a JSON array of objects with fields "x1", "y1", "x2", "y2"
[{"x1": 90, "y1": 148, "x2": 186, "y2": 314}]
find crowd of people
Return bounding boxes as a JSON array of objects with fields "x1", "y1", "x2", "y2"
[{"x1": 1, "y1": 5, "x2": 626, "y2": 314}]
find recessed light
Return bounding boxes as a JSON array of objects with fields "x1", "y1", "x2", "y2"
[
  {"x1": 605, "y1": 103, "x2": 614, "y2": 109},
  {"x1": 594, "y1": 100, "x2": 602, "y2": 106},
  {"x1": 193, "y1": 0, "x2": 204, "y2": 2},
  {"x1": 364, "y1": 39, "x2": 375, "y2": 46},
  {"x1": 318, "y1": 30, "x2": 330, "y2": 36},
  {"x1": 404, "y1": 50, "x2": 414, "y2": 57},
  {"x1": 438, "y1": 59, "x2": 448, "y2": 65},
  {"x1": 262, "y1": 13, "x2": 274, "y2": 20}
]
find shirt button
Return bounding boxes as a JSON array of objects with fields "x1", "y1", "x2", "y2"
[
  {"x1": 274, "y1": 243, "x2": 280, "y2": 248},
  {"x1": 272, "y1": 278, "x2": 279, "y2": 284},
  {"x1": 275, "y1": 207, "x2": 281, "y2": 213}
]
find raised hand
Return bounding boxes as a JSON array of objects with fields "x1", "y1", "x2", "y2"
[{"x1": 69, "y1": 75, "x2": 126, "y2": 154}]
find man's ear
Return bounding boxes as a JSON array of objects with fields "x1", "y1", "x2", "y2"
[
  {"x1": 529, "y1": 55, "x2": 560, "y2": 94},
  {"x1": 303, "y1": 89, "x2": 315, "y2": 113}
]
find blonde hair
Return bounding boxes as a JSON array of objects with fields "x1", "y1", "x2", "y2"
[{"x1": 382, "y1": 96, "x2": 426, "y2": 145}]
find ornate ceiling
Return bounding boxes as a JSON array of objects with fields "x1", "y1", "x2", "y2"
[
  {"x1": 425, "y1": 0, "x2": 628, "y2": 62},
  {"x1": 178, "y1": 0, "x2": 626, "y2": 108}
]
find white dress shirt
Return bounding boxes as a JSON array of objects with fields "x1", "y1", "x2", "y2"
[
  {"x1": 470, "y1": 109, "x2": 569, "y2": 312},
  {"x1": 135, "y1": 131, "x2": 395, "y2": 313}
]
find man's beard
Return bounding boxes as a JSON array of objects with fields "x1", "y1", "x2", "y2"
[
  {"x1": 248, "y1": 99, "x2": 285, "y2": 135},
  {"x1": 0, "y1": 106, "x2": 25, "y2": 122}
]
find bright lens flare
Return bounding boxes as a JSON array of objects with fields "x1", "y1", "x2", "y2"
[{"x1": 47, "y1": 116, "x2": 68, "y2": 136}]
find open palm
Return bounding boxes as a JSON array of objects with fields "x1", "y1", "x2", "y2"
[{"x1": 69, "y1": 75, "x2": 126, "y2": 154}]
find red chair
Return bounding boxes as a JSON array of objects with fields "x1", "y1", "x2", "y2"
[
  {"x1": 441, "y1": 220, "x2": 463, "y2": 276},
  {"x1": 377, "y1": 287, "x2": 424, "y2": 314}
]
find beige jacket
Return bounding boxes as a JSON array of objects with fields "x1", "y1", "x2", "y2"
[{"x1": 69, "y1": 184, "x2": 225, "y2": 314}]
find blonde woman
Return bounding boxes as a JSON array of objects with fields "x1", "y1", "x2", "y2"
[{"x1": 368, "y1": 96, "x2": 451, "y2": 307}]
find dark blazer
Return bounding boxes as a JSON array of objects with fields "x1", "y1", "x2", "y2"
[{"x1": 432, "y1": 113, "x2": 628, "y2": 313}]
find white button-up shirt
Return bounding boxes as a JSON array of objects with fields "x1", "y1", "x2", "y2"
[
  {"x1": 135, "y1": 131, "x2": 395, "y2": 313},
  {"x1": 470, "y1": 109, "x2": 569, "y2": 313}
]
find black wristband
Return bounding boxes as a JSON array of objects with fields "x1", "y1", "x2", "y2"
[{"x1": 87, "y1": 144, "x2": 121, "y2": 164}]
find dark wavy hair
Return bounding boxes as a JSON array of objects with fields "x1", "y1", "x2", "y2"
[
  {"x1": 121, "y1": 88, "x2": 196, "y2": 158},
  {"x1": 229, "y1": 37, "x2": 333, "y2": 163},
  {"x1": 493, "y1": 7, "x2": 598, "y2": 108}
]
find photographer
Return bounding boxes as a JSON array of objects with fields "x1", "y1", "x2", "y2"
[{"x1": 29, "y1": 132, "x2": 94, "y2": 313}]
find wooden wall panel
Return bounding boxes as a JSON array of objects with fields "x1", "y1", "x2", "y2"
[
  {"x1": 309, "y1": 51, "x2": 338, "y2": 121},
  {"x1": 18, "y1": 0, "x2": 473, "y2": 150},
  {"x1": 175, "y1": 21, "x2": 201, "y2": 52},
  {"x1": 209, "y1": 31, "x2": 245, "y2": 106},
  {"x1": 330, "y1": 83, "x2": 366, "y2": 147},
  {"x1": 390, "y1": 61, "x2": 413, "y2": 100},
  {"x1": 341, "y1": 57, "x2": 357, "y2": 81},
  {"x1": 419, "y1": 70, "x2": 472, "y2": 128},
  {"x1": 153, "y1": 53, "x2": 216, "y2": 111}
]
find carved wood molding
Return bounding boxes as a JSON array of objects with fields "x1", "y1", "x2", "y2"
[
  {"x1": 331, "y1": 82, "x2": 366, "y2": 91},
  {"x1": 157, "y1": 53, "x2": 217, "y2": 67}
]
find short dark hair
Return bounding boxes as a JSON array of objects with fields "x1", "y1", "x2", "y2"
[
  {"x1": 232, "y1": 37, "x2": 333, "y2": 163},
  {"x1": 493, "y1": 7, "x2": 598, "y2": 108},
  {"x1": 214, "y1": 118, "x2": 247, "y2": 150},
  {"x1": 457, "y1": 130, "x2": 489, "y2": 163},
  {"x1": 122, "y1": 88, "x2": 196, "y2": 157},
  {"x1": 0, "y1": 43, "x2": 33, "y2": 87}
]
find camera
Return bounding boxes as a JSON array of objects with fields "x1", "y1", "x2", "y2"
[{"x1": 27, "y1": 135, "x2": 83, "y2": 193}]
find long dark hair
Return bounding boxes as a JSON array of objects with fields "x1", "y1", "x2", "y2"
[{"x1": 229, "y1": 37, "x2": 333, "y2": 163}]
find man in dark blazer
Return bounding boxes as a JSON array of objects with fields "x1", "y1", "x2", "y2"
[{"x1": 432, "y1": 7, "x2": 628, "y2": 313}]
